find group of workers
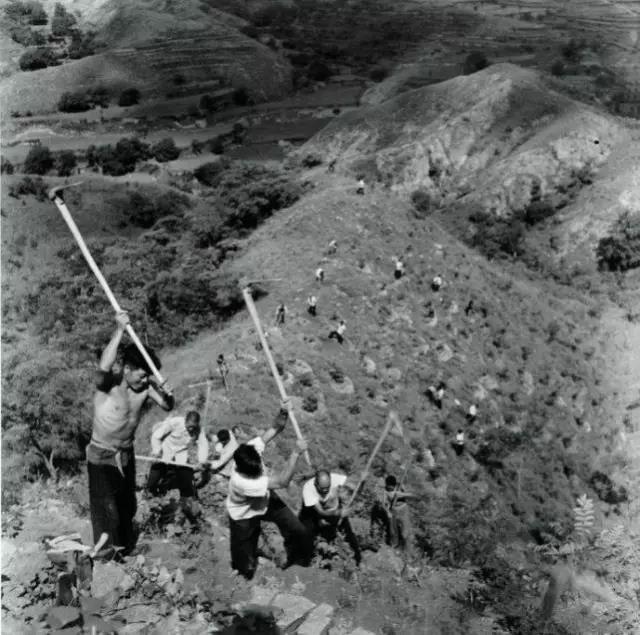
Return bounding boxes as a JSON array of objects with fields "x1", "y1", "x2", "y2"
[{"x1": 89, "y1": 311, "x2": 415, "y2": 579}]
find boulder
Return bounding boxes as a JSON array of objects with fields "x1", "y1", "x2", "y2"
[
  {"x1": 330, "y1": 376, "x2": 355, "y2": 395},
  {"x1": 271, "y1": 593, "x2": 316, "y2": 630},
  {"x1": 362, "y1": 356, "x2": 377, "y2": 376},
  {"x1": 522, "y1": 371, "x2": 535, "y2": 396},
  {"x1": 435, "y1": 342, "x2": 453, "y2": 362},
  {"x1": 297, "y1": 603, "x2": 335, "y2": 635},
  {"x1": 383, "y1": 367, "x2": 402, "y2": 382}
]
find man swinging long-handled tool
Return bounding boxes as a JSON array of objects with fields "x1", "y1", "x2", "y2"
[{"x1": 49, "y1": 184, "x2": 175, "y2": 557}]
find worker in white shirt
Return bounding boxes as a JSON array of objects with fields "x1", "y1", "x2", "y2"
[
  {"x1": 356, "y1": 177, "x2": 365, "y2": 195},
  {"x1": 315, "y1": 267, "x2": 325, "y2": 283},
  {"x1": 209, "y1": 428, "x2": 239, "y2": 478},
  {"x1": 146, "y1": 411, "x2": 209, "y2": 525},
  {"x1": 394, "y1": 258, "x2": 405, "y2": 280},
  {"x1": 328, "y1": 319, "x2": 346, "y2": 344},
  {"x1": 307, "y1": 295, "x2": 318, "y2": 317},
  {"x1": 299, "y1": 470, "x2": 361, "y2": 564}
]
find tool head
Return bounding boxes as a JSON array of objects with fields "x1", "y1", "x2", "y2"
[{"x1": 48, "y1": 181, "x2": 84, "y2": 201}]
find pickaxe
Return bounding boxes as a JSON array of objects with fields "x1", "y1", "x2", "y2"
[{"x1": 48, "y1": 183, "x2": 167, "y2": 386}]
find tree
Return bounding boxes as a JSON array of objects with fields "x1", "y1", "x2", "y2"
[
  {"x1": 51, "y1": 2, "x2": 76, "y2": 36},
  {"x1": 118, "y1": 88, "x2": 140, "y2": 107},
  {"x1": 114, "y1": 136, "x2": 150, "y2": 171},
  {"x1": 56, "y1": 150, "x2": 77, "y2": 176},
  {"x1": 68, "y1": 29, "x2": 95, "y2": 59},
  {"x1": 19, "y1": 46, "x2": 56, "y2": 71},
  {"x1": 151, "y1": 138, "x2": 180, "y2": 162},
  {"x1": 1, "y1": 156, "x2": 15, "y2": 174},
  {"x1": 463, "y1": 51, "x2": 489, "y2": 75},
  {"x1": 58, "y1": 91, "x2": 91, "y2": 112},
  {"x1": 307, "y1": 59, "x2": 331, "y2": 81},
  {"x1": 24, "y1": 144, "x2": 54, "y2": 174},
  {"x1": 232, "y1": 87, "x2": 249, "y2": 106},
  {"x1": 596, "y1": 212, "x2": 640, "y2": 272}
]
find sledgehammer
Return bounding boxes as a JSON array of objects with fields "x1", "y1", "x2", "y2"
[{"x1": 49, "y1": 183, "x2": 166, "y2": 385}]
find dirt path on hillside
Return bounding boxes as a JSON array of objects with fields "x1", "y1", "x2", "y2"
[{"x1": 597, "y1": 297, "x2": 640, "y2": 531}]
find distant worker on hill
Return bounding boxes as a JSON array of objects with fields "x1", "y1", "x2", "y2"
[
  {"x1": 466, "y1": 403, "x2": 478, "y2": 424},
  {"x1": 88, "y1": 311, "x2": 174, "y2": 557},
  {"x1": 209, "y1": 428, "x2": 239, "y2": 478},
  {"x1": 217, "y1": 354, "x2": 229, "y2": 390},
  {"x1": 453, "y1": 430, "x2": 465, "y2": 456},
  {"x1": 327, "y1": 239, "x2": 338, "y2": 255},
  {"x1": 356, "y1": 177, "x2": 366, "y2": 195},
  {"x1": 226, "y1": 404, "x2": 313, "y2": 579},
  {"x1": 147, "y1": 410, "x2": 209, "y2": 528},
  {"x1": 307, "y1": 295, "x2": 318, "y2": 317},
  {"x1": 327, "y1": 159, "x2": 337, "y2": 173},
  {"x1": 464, "y1": 299, "x2": 474, "y2": 317},
  {"x1": 394, "y1": 258, "x2": 405, "y2": 280},
  {"x1": 275, "y1": 302, "x2": 287, "y2": 326},
  {"x1": 315, "y1": 267, "x2": 325, "y2": 283},
  {"x1": 328, "y1": 319, "x2": 346, "y2": 344},
  {"x1": 426, "y1": 381, "x2": 446, "y2": 409},
  {"x1": 299, "y1": 470, "x2": 361, "y2": 565},
  {"x1": 370, "y1": 474, "x2": 418, "y2": 551},
  {"x1": 431, "y1": 274, "x2": 443, "y2": 292}
]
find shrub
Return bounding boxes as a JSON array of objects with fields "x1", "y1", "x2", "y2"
[
  {"x1": 68, "y1": 29, "x2": 95, "y2": 59},
  {"x1": 463, "y1": 51, "x2": 489, "y2": 75},
  {"x1": 19, "y1": 46, "x2": 57, "y2": 71},
  {"x1": 307, "y1": 59, "x2": 331, "y2": 81},
  {"x1": 596, "y1": 212, "x2": 640, "y2": 272},
  {"x1": 9, "y1": 25, "x2": 45, "y2": 46},
  {"x1": 86, "y1": 85, "x2": 109, "y2": 108},
  {"x1": 551, "y1": 60, "x2": 565, "y2": 76},
  {"x1": 410, "y1": 188, "x2": 434, "y2": 217},
  {"x1": 1, "y1": 157, "x2": 15, "y2": 174},
  {"x1": 5, "y1": 1, "x2": 48, "y2": 25},
  {"x1": 58, "y1": 90, "x2": 92, "y2": 112},
  {"x1": 301, "y1": 153, "x2": 322, "y2": 168},
  {"x1": 561, "y1": 38, "x2": 582, "y2": 62},
  {"x1": 51, "y1": 2, "x2": 76, "y2": 36},
  {"x1": 55, "y1": 150, "x2": 77, "y2": 176},
  {"x1": 8, "y1": 176, "x2": 48, "y2": 200},
  {"x1": 118, "y1": 88, "x2": 140, "y2": 107},
  {"x1": 193, "y1": 160, "x2": 228, "y2": 187},
  {"x1": 209, "y1": 137, "x2": 225, "y2": 155},
  {"x1": 470, "y1": 212, "x2": 525, "y2": 259},
  {"x1": 113, "y1": 189, "x2": 191, "y2": 229},
  {"x1": 369, "y1": 66, "x2": 388, "y2": 82},
  {"x1": 523, "y1": 199, "x2": 555, "y2": 226},
  {"x1": 151, "y1": 138, "x2": 180, "y2": 162},
  {"x1": 232, "y1": 87, "x2": 249, "y2": 106},
  {"x1": 24, "y1": 144, "x2": 53, "y2": 174}
]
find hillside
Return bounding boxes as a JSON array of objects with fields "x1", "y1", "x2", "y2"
[
  {"x1": 305, "y1": 63, "x2": 639, "y2": 269},
  {"x1": 0, "y1": 0, "x2": 292, "y2": 115}
]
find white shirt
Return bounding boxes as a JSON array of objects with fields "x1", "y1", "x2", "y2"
[
  {"x1": 469, "y1": 404, "x2": 478, "y2": 416},
  {"x1": 396, "y1": 261, "x2": 404, "y2": 271},
  {"x1": 433, "y1": 276, "x2": 443, "y2": 286},
  {"x1": 358, "y1": 179, "x2": 365, "y2": 189},
  {"x1": 455, "y1": 432, "x2": 464, "y2": 444},
  {"x1": 150, "y1": 416, "x2": 209, "y2": 465},
  {"x1": 308, "y1": 296, "x2": 317, "y2": 306},
  {"x1": 315, "y1": 268, "x2": 324, "y2": 279},
  {"x1": 211, "y1": 431, "x2": 239, "y2": 477},
  {"x1": 226, "y1": 437, "x2": 269, "y2": 520},
  {"x1": 337, "y1": 322, "x2": 346, "y2": 335},
  {"x1": 302, "y1": 473, "x2": 347, "y2": 512}
]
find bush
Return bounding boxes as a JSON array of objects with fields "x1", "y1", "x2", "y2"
[
  {"x1": 51, "y1": 2, "x2": 76, "y2": 36},
  {"x1": 19, "y1": 46, "x2": 56, "y2": 71},
  {"x1": 118, "y1": 88, "x2": 140, "y2": 107},
  {"x1": 151, "y1": 138, "x2": 180, "y2": 162},
  {"x1": 307, "y1": 59, "x2": 331, "y2": 81},
  {"x1": 8, "y1": 176, "x2": 48, "y2": 200},
  {"x1": 9, "y1": 25, "x2": 45, "y2": 46},
  {"x1": 463, "y1": 51, "x2": 489, "y2": 75},
  {"x1": 4, "y1": 1, "x2": 48, "y2": 25},
  {"x1": 410, "y1": 188, "x2": 434, "y2": 217},
  {"x1": 523, "y1": 199, "x2": 555, "y2": 226},
  {"x1": 68, "y1": 29, "x2": 95, "y2": 59},
  {"x1": 193, "y1": 160, "x2": 227, "y2": 187},
  {"x1": 232, "y1": 87, "x2": 249, "y2": 106},
  {"x1": 55, "y1": 150, "x2": 77, "y2": 177},
  {"x1": 1, "y1": 157, "x2": 15, "y2": 174},
  {"x1": 470, "y1": 213, "x2": 525, "y2": 259},
  {"x1": 596, "y1": 212, "x2": 640, "y2": 272},
  {"x1": 86, "y1": 85, "x2": 109, "y2": 108},
  {"x1": 87, "y1": 137, "x2": 150, "y2": 175},
  {"x1": 550, "y1": 60, "x2": 565, "y2": 76},
  {"x1": 24, "y1": 144, "x2": 54, "y2": 174},
  {"x1": 301, "y1": 153, "x2": 322, "y2": 168},
  {"x1": 369, "y1": 66, "x2": 388, "y2": 82},
  {"x1": 58, "y1": 90, "x2": 91, "y2": 112}
]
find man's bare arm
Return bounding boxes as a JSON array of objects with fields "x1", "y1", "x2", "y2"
[
  {"x1": 261, "y1": 402, "x2": 290, "y2": 445},
  {"x1": 147, "y1": 381, "x2": 175, "y2": 411},
  {"x1": 96, "y1": 312, "x2": 129, "y2": 386}
]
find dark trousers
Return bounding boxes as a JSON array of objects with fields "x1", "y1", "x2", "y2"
[
  {"x1": 88, "y1": 457, "x2": 137, "y2": 554},
  {"x1": 328, "y1": 330, "x2": 343, "y2": 344},
  {"x1": 229, "y1": 491, "x2": 313, "y2": 579},
  {"x1": 146, "y1": 463, "x2": 196, "y2": 498},
  {"x1": 308, "y1": 306, "x2": 316, "y2": 316},
  {"x1": 299, "y1": 506, "x2": 361, "y2": 563},
  {"x1": 394, "y1": 270, "x2": 403, "y2": 279},
  {"x1": 370, "y1": 503, "x2": 408, "y2": 549}
]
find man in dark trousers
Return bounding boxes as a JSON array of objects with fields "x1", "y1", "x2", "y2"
[
  {"x1": 226, "y1": 405, "x2": 313, "y2": 579},
  {"x1": 88, "y1": 311, "x2": 174, "y2": 556},
  {"x1": 299, "y1": 470, "x2": 361, "y2": 565}
]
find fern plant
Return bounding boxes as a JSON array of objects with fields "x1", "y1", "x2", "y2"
[{"x1": 573, "y1": 494, "x2": 595, "y2": 542}]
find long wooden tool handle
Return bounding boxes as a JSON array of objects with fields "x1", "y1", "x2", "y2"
[
  {"x1": 52, "y1": 195, "x2": 165, "y2": 385},
  {"x1": 345, "y1": 411, "x2": 398, "y2": 509},
  {"x1": 135, "y1": 454, "x2": 199, "y2": 469},
  {"x1": 242, "y1": 287, "x2": 312, "y2": 467}
]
